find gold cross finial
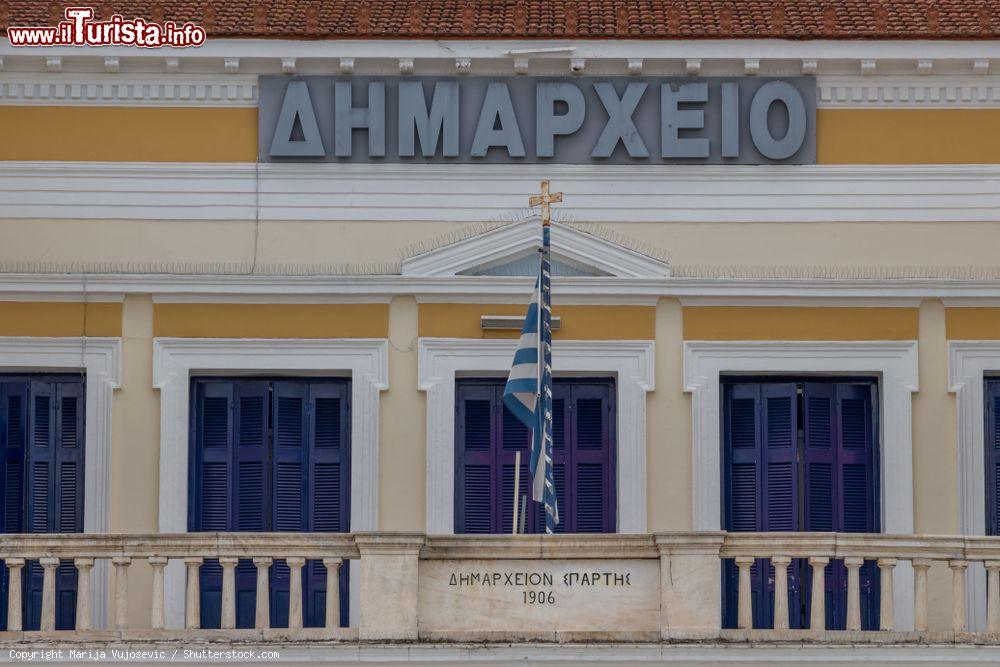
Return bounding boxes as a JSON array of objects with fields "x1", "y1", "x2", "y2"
[{"x1": 528, "y1": 180, "x2": 563, "y2": 227}]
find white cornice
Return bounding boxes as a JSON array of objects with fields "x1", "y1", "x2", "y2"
[
  {"x1": 3, "y1": 162, "x2": 998, "y2": 223},
  {"x1": 8, "y1": 273, "x2": 1000, "y2": 304}
]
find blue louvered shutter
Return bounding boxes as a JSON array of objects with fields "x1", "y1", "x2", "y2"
[
  {"x1": 455, "y1": 384, "x2": 497, "y2": 533},
  {"x1": 232, "y1": 381, "x2": 269, "y2": 628},
  {"x1": 723, "y1": 383, "x2": 799, "y2": 630},
  {"x1": 305, "y1": 381, "x2": 350, "y2": 628},
  {"x1": 988, "y1": 380, "x2": 1000, "y2": 536},
  {"x1": 501, "y1": 390, "x2": 533, "y2": 535},
  {"x1": 23, "y1": 381, "x2": 84, "y2": 631},
  {"x1": 567, "y1": 383, "x2": 615, "y2": 533},
  {"x1": 0, "y1": 381, "x2": 27, "y2": 630}
]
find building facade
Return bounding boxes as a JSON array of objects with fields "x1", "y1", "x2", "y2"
[{"x1": 2, "y1": 1, "x2": 1000, "y2": 664}]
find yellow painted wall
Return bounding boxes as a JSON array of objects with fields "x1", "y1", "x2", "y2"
[
  {"x1": 682, "y1": 306, "x2": 919, "y2": 341},
  {"x1": 4, "y1": 107, "x2": 1000, "y2": 163},
  {"x1": 0, "y1": 301, "x2": 121, "y2": 336},
  {"x1": 816, "y1": 108, "x2": 1000, "y2": 164},
  {"x1": 152, "y1": 303, "x2": 389, "y2": 338},
  {"x1": 0, "y1": 107, "x2": 257, "y2": 162},
  {"x1": 946, "y1": 308, "x2": 1000, "y2": 339},
  {"x1": 418, "y1": 303, "x2": 655, "y2": 340}
]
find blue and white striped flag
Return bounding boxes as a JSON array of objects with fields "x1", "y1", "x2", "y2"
[{"x1": 503, "y1": 225, "x2": 559, "y2": 533}]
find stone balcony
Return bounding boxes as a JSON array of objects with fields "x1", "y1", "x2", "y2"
[{"x1": 1, "y1": 531, "x2": 999, "y2": 647}]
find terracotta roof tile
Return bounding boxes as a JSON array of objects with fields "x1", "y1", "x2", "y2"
[{"x1": 3, "y1": 1, "x2": 1000, "y2": 40}]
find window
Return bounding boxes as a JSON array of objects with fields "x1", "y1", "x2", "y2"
[
  {"x1": 722, "y1": 379, "x2": 879, "y2": 630},
  {"x1": 985, "y1": 379, "x2": 1000, "y2": 536},
  {"x1": 189, "y1": 378, "x2": 350, "y2": 628},
  {"x1": 455, "y1": 378, "x2": 616, "y2": 534},
  {"x1": 0, "y1": 376, "x2": 85, "y2": 631}
]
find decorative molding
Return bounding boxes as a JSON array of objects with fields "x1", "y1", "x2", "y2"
[
  {"x1": 0, "y1": 76, "x2": 258, "y2": 107},
  {"x1": 947, "y1": 340, "x2": 1000, "y2": 631},
  {"x1": 151, "y1": 337, "x2": 388, "y2": 628},
  {"x1": 11, "y1": 273, "x2": 1000, "y2": 305},
  {"x1": 818, "y1": 75, "x2": 1000, "y2": 107},
  {"x1": 417, "y1": 338, "x2": 654, "y2": 534},
  {"x1": 3, "y1": 162, "x2": 1000, "y2": 224},
  {"x1": 0, "y1": 336, "x2": 121, "y2": 629},
  {"x1": 401, "y1": 220, "x2": 669, "y2": 279},
  {"x1": 683, "y1": 339, "x2": 919, "y2": 629}
]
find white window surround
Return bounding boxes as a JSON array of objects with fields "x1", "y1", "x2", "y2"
[
  {"x1": 0, "y1": 336, "x2": 121, "y2": 628},
  {"x1": 947, "y1": 340, "x2": 1000, "y2": 631},
  {"x1": 683, "y1": 339, "x2": 919, "y2": 630},
  {"x1": 152, "y1": 337, "x2": 388, "y2": 629},
  {"x1": 417, "y1": 337, "x2": 654, "y2": 535}
]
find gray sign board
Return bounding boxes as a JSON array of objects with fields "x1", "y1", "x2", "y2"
[{"x1": 258, "y1": 75, "x2": 816, "y2": 165}]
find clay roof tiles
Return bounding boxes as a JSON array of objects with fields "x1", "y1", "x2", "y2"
[{"x1": 2, "y1": 1, "x2": 999, "y2": 39}]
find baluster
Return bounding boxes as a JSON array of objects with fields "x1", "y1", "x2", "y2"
[
  {"x1": 184, "y1": 558, "x2": 203, "y2": 629},
  {"x1": 39, "y1": 557, "x2": 59, "y2": 632},
  {"x1": 950, "y1": 560, "x2": 969, "y2": 633},
  {"x1": 877, "y1": 558, "x2": 896, "y2": 631},
  {"x1": 988, "y1": 561, "x2": 1000, "y2": 633},
  {"x1": 913, "y1": 558, "x2": 933, "y2": 632},
  {"x1": 322, "y1": 558, "x2": 343, "y2": 631},
  {"x1": 6, "y1": 558, "x2": 24, "y2": 632},
  {"x1": 253, "y1": 558, "x2": 272, "y2": 629},
  {"x1": 111, "y1": 557, "x2": 131, "y2": 630},
  {"x1": 219, "y1": 557, "x2": 238, "y2": 630},
  {"x1": 844, "y1": 557, "x2": 864, "y2": 631},
  {"x1": 770, "y1": 556, "x2": 790, "y2": 630},
  {"x1": 148, "y1": 557, "x2": 168, "y2": 630},
  {"x1": 286, "y1": 558, "x2": 306, "y2": 631},
  {"x1": 73, "y1": 558, "x2": 94, "y2": 631},
  {"x1": 734, "y1": 557, "x2": 754, "y2": 630},
  {"x1": 808, "y1": 557, "x2": 829, "y2": 631}
]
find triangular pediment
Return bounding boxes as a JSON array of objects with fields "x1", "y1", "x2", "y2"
[{"x1": 400, "y1": 219, "x2": 670, "y2": 278}]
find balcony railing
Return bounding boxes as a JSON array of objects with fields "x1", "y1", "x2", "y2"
[{"x1": 0, "y1": 531, "x2": 998, "y2": 642}]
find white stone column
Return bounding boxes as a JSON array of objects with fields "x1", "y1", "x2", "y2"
[
  {"x1": 877, "y1": 558, "x2": 897, "y2": 631},
  {"x1": 655, "y1": 533, "x2": 724, "y2": 640},
  {"x1": 951, "y1": 560, "x2": 969, "y2": 632},
  {"x1": 148, "y1": 557, "x2": 168, "y2": 630},
  {"x1": 184, "y1": 558, "x2": 203, "y2": 629},
  {"x1": 912, "y1": 558, "x2": 932, "y2": 632},
  {"x1": 6, "y1": 558, "x2": 24, "y2": 632},
  {"x1": 734, "y1": 557, "x2": 754, "y2": 630},
  {"x1": 111, "y1": 557, "x2": 131, "y2": 630},
  {"x1": 286, "y1": 558, "x2": 306, "y2": 631},
  {"x1": 323, "y1": 558, "x2": 343, "y2": 631},
  {"x1": 808, "y1": 557, "x2": 830, "y2": 631},
  {"x1": 73, "y1": 558, "x2": 95, "y2": 631},
  {"x1": 986, "y1": 561, "x2": 1000, "y2": 633},
  {"x1": 253, "y1": 558, "x2": 272, "y2": 629},
  {"x1": 844, "y1": 557, "x2": 864, "y2": 631},
  {"x1": 356, "y1": 533, "x2": 425, "y2": 641},
  {"x1": 771, "y1": 556, "x2": 791, "y2": 630},
  {"x1": 219, "y1": 557, "x2": 239, "y2": 630},
  {"x1": 39, "y1": 558, "x2": 59, "y2": 632}
]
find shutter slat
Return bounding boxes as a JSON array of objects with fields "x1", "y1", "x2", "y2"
[
  {"x1": 766, "y1": 462, "x2": 794, "y2": 530},
  {"x1": 314, "y1": 398, "x2": 341, "y2": 449},
  {"x1": 274, "y1": 462, "x2": 303, "y2": 531},
  {"x1": 729, "y1": 398, "x2": 756, "y2": 449},
  {"x1": 201, "y1": 462, "x2": 228, "y2": 531},
  {"x1": 313, "y1": 463, "x2": 341, "y2": 531},
  {"x1": 841, "y1": 399, "x2": 867, "y2": 450},
  {"x1": 807, "y1": 462, "x2": 833, "y2": 531},
  {"x1": 730, "y1": 463, "x2": 758, "y2": 531},
  {"x1": 29, "y1": 462, "x2": 49, "y2": 532},
  {"x1": 463, "y1": 465, "x2": 492, "y2": 533},
  {"x1": 502, "y1": 403, "x2": 529, "y2": 450},
  {"x1": 842, "y1": 464, "x2": 868, "y2": 533},
  {"x1": 575, "y1": 399, "x2": 603, "y2": 450},
  {"x1": 202, "y1": 397, "x2": 229, "y2": 448},
  {"x1": 575, "y1": 463, "x2": 604, "y2": 532},
  {"x1": 464, "y1": 400, "x2": 492, "y2": 451}
]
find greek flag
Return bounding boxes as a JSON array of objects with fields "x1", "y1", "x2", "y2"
[{"x1": 503, "y1": 225, "x2": 559, "y2": 533}]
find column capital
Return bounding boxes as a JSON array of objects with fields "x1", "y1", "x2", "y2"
[
  {"x1": 5, "y1": 558, "x2": 25, "y2": 568},
  {"x1": 147, "y1": 556, "x2": 169, "y2": 566},
  {"x1": 984, "y1": 560, "x2": 1000, "y2": 571},
  {"x1": 39, "y1": 557, "x2": 60, "y2": 567},
  {"x1": 73, "y1": 557, "x2": 96, "y2": 568},
  {"x1": 183, "y1": 557, "x2": 204, "y2": 566},
  {"x1": 355, "y1": 532, "x2": 425, "y2": 555},
  {"x1": 733, "y1": 555, "x2": 755, "y2": 566},
  {"x1": 949, "y1": 559, "x2": 970, "y2": 571},
  {"x1": 771, "y1": 555, "x2": 792, "y2": 566},
  {"x1": 285, "y1": 557, "x2": 306, "y2": 568},
  {"x1": 912, "y1": 557, "x2": 934, "y2": 569},
  {"x1": 808, "y1": 556, "x2": 831, "y2": 567},
  {"x1": 876, "y1": 557, "x2": 898, "y2": 568},
  {"x1": 253, "y1": 557, "x2": 274, "y2": 567},
  {"x1": 322, "y1": 557, "x2": 344, "y2": 568},
  {"x1": 843, "y1": 556, "x2": 865, "y2": 568},
  {"x1": 111, "y1": 556, "x2": 132, "y2": 566},
  {"x1": 219, "y1": 557, "x2": 240, "y2": 566}
]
